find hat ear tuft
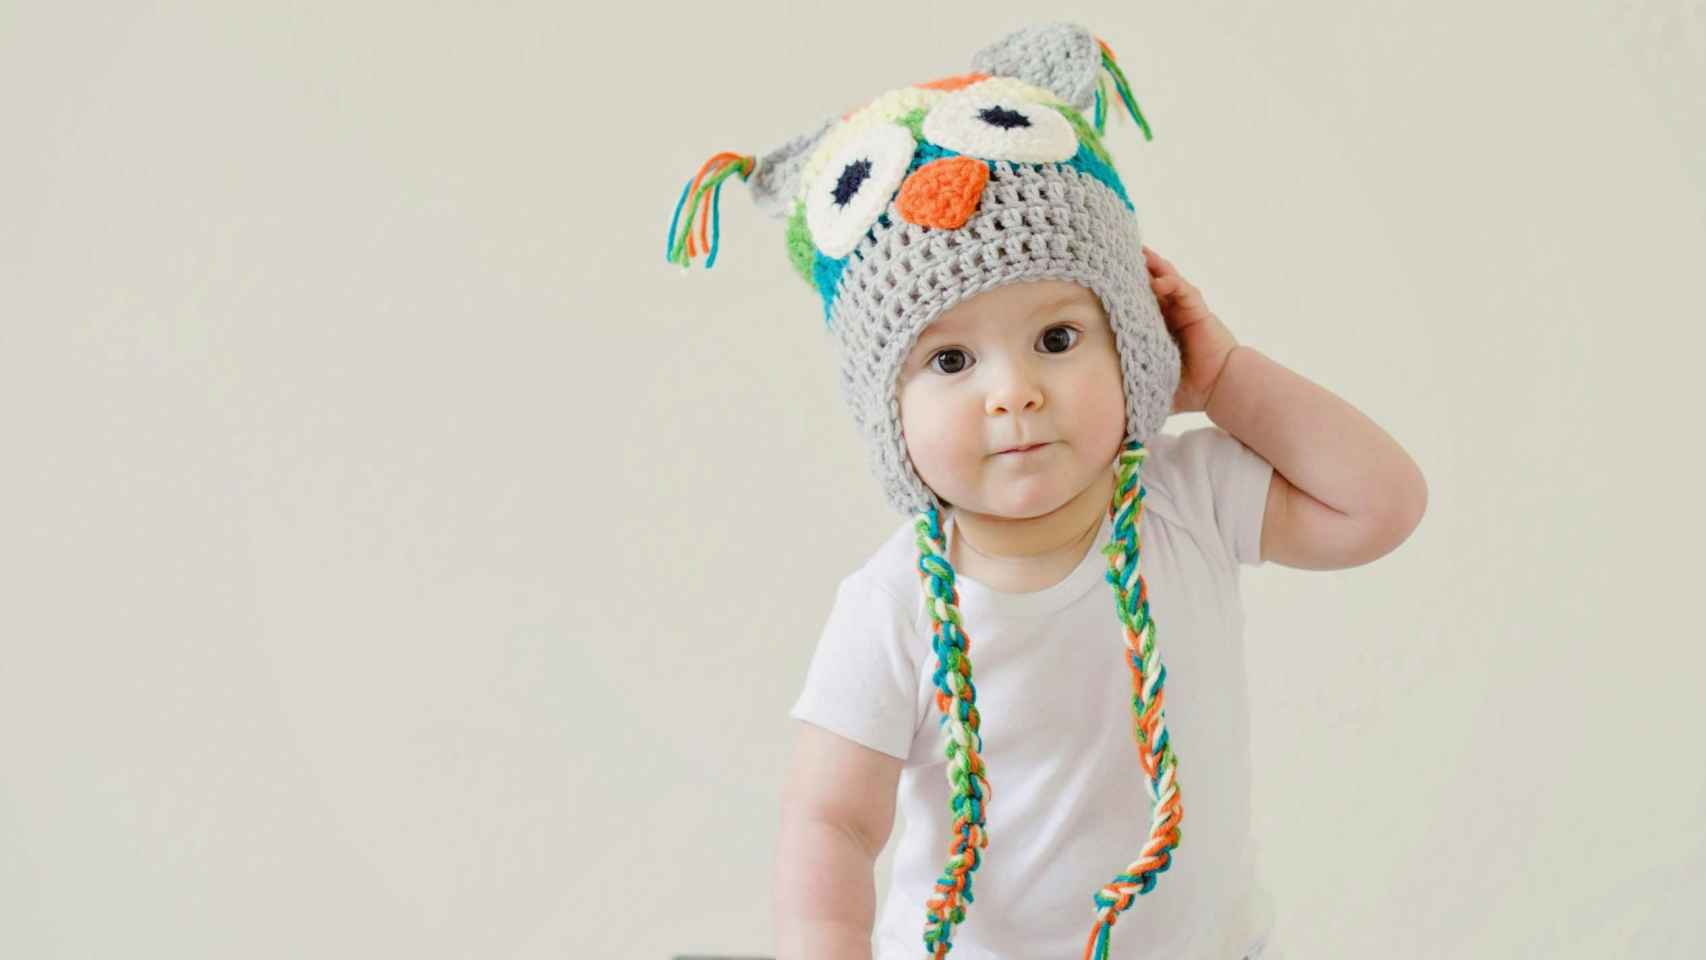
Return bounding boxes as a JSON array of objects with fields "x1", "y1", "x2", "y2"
[
  {"x1": 749, "y1": 116, "x2": 836, "y2": 221},
  {"x1": 970, "y1": 22, "x2": 1101, "y2": 112}
]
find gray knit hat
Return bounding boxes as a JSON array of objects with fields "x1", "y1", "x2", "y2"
[{"x1": 665, "y1": 22, "x2": 1185, "y2": 960}]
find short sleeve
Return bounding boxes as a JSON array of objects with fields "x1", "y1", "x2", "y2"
[
  {"x1": 788, "y1": 573, "x2": 921, "y2": 761},
  {"x1": 1172, "y1": 425, "x2": 1276, "y2": 569}
]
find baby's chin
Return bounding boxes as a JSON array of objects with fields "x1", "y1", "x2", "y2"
[{"x1": 945, "y1": 474, "x2": 1089, "y2": 521}]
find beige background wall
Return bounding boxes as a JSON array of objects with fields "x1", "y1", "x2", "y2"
[{"x1": 2, "y1": 1, "x2": 1702, "y2": 957}]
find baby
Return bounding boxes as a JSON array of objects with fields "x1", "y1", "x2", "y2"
[
  {"x1": 664, "y1": 21, "x2": 1425, "y2": 960},
  {"x1": 779, "y1": 262, "x2": 1422, "y2": 960}
]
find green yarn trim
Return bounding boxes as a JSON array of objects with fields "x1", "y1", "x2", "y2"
[
  {"x1": 784, "y1": 199, "x2": 815, "y2": 288},
  {"x1": 1051, "y1": 104, "x2": 1114, "y2": 168},
  {"x1": 897, "y1": 106, "x2": 928, "y2": 142}
]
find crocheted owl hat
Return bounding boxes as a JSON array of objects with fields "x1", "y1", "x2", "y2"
[{"x1": 665, "y1": 22, "x2": 1182, "y2": 960}]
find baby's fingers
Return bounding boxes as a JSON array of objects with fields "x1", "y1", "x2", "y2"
[
  {"x1": 1151, "y1": 274, "x2": 1186, "y2": 298},
  {"x1": 1142, "y1": 245, "x2": 1174, "y2": 276}
]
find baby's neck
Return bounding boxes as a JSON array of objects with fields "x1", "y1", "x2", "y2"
[{"x1": 948, "y1": 469, "x2": 1113, "y2": 594}]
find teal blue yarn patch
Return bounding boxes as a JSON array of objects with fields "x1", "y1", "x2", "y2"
[
  {"x1": 813, "y1": 251, "x2": 847, "y2": 327},
  {"x1": 1065, "y1": 141, "x2": 1135, "y2": 213}
]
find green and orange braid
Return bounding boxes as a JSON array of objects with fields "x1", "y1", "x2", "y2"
[
  {"x1": 913, "y1": 505, "x2": 990, "y2": 958},
  {"x1": 914, "y1": 439, "x2": 1182, "y2": 960}
]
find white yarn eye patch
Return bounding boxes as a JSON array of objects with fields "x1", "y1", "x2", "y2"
[
  {"x1": 805, "y1": 123, "x2": 917, "y2": 259},
  {"x1": 922, "y1": 88, "x2": 1079, "y2": 165}
]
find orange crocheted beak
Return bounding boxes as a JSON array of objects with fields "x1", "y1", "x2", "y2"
[{"x1": 895, "y1": 156, "x2": 989, "y2": 231}]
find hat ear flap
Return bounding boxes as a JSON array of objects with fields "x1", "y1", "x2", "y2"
[
  {"x1": 749, "y1": 115, "x2": 836, "y2": 221},
  {"x1": 970, "y1": 21, "x2": 1102, "y2": 112}
]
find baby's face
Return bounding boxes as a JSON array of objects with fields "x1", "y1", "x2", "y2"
[{"x1": 897, "y1": 279, "x2": 1126, "y2": 519}]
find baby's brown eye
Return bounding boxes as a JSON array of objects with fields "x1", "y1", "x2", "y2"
[
  {"x1": 1040, "y1": 325, "x2": 1079, "y2": 353},
  {"x1": 931, "y1": 349, "x2": 969, "y2": 375}
]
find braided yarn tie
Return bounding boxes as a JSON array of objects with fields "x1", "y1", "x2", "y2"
[
  {"x1": 1081, "y1": 440, "x2": 1182, "y2": 960},
  {"x1": 913, "y1": 439, "x2": 1182, "y2": 960},
  {"x1": 914, "y1": 506, "x2": 990, "y2": 959}
]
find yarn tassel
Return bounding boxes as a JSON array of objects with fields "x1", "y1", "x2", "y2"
[
  {"x1": 1092, "y1": 74, "x2": 1110, "y2": 136},
  {"x1": 665, "y1": 151, "x2": 756, "y2": 269},
  {"x1": 1093, "y1": 37, "x2": 1153, "y2": 143}
]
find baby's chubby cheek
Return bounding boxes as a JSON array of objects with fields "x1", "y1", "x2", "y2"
[{"x1": 898, "y1": 403, "x2": 985, "y2": 505}]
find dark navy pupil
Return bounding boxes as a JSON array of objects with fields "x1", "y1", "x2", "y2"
[
  {"x1": 832, "y1": 159, "x2": 873, "y2": 207},
  {"x1": 978, "y1": 105, "x2": 1032, "y2": 130}
]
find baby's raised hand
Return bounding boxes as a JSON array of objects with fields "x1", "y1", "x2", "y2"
[{"x1": 1143, "y1": 246, "x2": 1241, "y2": 416}]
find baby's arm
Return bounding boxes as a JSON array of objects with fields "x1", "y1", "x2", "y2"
[
  {"x1": 1207, "y1": 345, "x2": 1429, "y2": 570},
  {"x1": 774, "y1": 719, "x2": 902, "y2": 960},
  {"x1": 1144, "y1": 248, "x2": 1427, "y2": 570}
]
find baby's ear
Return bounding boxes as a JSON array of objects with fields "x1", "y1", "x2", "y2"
[
  {"x1": 748, "y1": 115, "x2": 836, "y2": 221},
  {"x1": 970, "y1": 22, "x2": 1101, "y2": 112}
]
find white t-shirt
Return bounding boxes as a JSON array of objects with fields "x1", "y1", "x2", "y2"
[{"x1": 789, "y1": 426, "x2": 1279, "y2": 960}]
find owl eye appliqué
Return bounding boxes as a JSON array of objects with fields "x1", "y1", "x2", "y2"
[
  {"x1": 805, "y1": 123, "x2": 917, "y2": 259},
  {"x1": 921, "y1": 90, "x2": 1078, "y2": 164}
]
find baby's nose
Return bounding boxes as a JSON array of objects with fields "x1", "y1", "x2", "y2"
[{"x1": 895, "y1": 156, "x2": 988, "y2": 230}]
